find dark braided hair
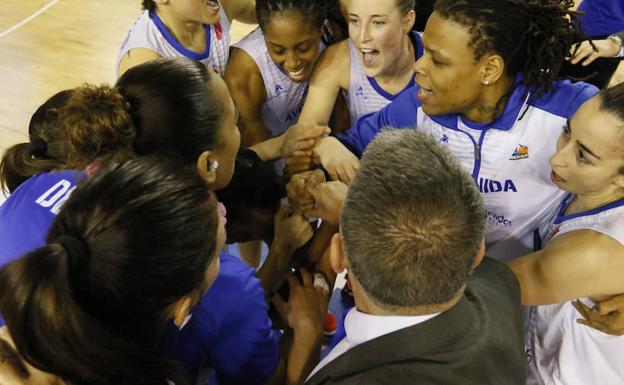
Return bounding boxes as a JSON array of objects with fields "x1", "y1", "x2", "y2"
[
  {"x1": 141, "y1": 0, "x2": 156, "y2": 11},
  {"x1": 434, "y1": 0, "x2": 582, "y2": 98},
  {"x1": 256, "y1": 0, "x2": 328, "y2": 31}
]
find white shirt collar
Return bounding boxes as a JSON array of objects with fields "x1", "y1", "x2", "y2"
[{"x1": 345, "y1": 308, "x2": 441, "y2": 345}]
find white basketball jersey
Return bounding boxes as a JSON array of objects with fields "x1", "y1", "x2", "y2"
[
  {"x1": 526, "y1": 194, "x2": 624, "y2": 385},
  {"x1": 343, "y1": 36, "x2": 416, "y2": 124},
  {"x1": 117, "y1": 8, "x2": 231, "y2": 77},
  {"x1": 233, "y1": 27, "x2": 321, "y2": 136}
]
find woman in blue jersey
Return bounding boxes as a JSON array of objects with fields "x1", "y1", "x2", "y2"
[
  {"x1": 0, "y1": 157, "x2": 223, "y2": 385},
  {"x1": 506, "y1": 83, "x2": 624, "y2": 384},
  {"x1": 0, "y1": 58, "x2": 328, "y2": 385},
  {"x1": 117, "y1": 0, "x2": 256, "y2": 77}
]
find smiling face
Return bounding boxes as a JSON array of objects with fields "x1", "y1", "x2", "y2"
[
  {"x1": 264, "y1": 11, "x2": 323, "y2": 83},
  {"x1": 550, "y1": 96, "x2": 624, "y2": 196},
  {"x1": 413, "y1": 11, "x2": 488, "y2": 117},
  {"x1": 348, "y1": 0, "x2": 414, "y2": 78},
  {"x1": 159, "y1": 0, "x2": 222, "y2": 24}
]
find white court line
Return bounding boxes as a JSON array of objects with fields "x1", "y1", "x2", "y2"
[{"x1": 0, "y1": 0, "x2": 60, "y2": 39}]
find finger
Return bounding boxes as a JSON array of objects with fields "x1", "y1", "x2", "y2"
[
  {"x1": 572, "y1": 300, "x2": 592, "y2": 319},
  {"x1": 287, "y1": 274, "x2": 301, "y2": 290},
  {"x1": 291, "y1": 150, "x2": 313, "y2": 158},
  {"x1": 299, "y1": 267, "x2": 314, "y2": 286},
  {"x1": 294, "y1": 138, "x2": 317, "y2": 151},
  {"x1": 581, "y1": 52, "x2": 599, "y2": 66},
  {"x1": 594, "y1": 294, "x2": 624, "y2": 315}
]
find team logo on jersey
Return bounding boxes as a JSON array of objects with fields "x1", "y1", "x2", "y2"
[
  {"x1": 275, "y1": 84, "x2": 284, "y2": 97},
  {"x1": 355, "y1": 86, "x2": 364, "y2": 96},
  {"x1": 485, "y1": 210, "x2": 512, "y2": 226},
  {"x1": 478, "y1": 178, "x2": 518, "y2": 193},
  {"x1": 510, "y1": 144, "x2": 529, "y2": 160},
  {"x1": 439, "y1": 134, "x2": 449, "y2": 143}
]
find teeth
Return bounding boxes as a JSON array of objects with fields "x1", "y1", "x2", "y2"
[
  {"x1": 288, "y1": 68, "x2": 305, "y2": 77},
  {"x1": 360, "y1": 48, "x2": 375, "y2": 53},
  {"x1": 419, "y1": 87, "x2": 433, "y2": 96}
]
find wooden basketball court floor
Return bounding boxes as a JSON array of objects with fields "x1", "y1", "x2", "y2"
[{"x1": 0, "y1": 0, "x2": 255, "y2": 202}]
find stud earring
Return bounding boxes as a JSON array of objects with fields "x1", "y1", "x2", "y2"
[
  {"x1": 209, "y1": 160, "x2": 219, "y2": 173},
  {"x1": 482, "y1": 80, "x2": 490, "y2": 85}
]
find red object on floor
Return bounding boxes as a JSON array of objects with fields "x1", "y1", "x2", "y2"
[{"x1": 324, "y1": 311, "x2": 338, "y2": 337}]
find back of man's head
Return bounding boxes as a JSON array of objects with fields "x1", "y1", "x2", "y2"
[{"x1": 340, "y1": 130, "x2": 485, "y2": 310}]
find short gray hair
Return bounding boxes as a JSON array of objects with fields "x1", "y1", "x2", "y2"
[{"x1": 341, "y1": 129, "x2": 485, "y2": 309}]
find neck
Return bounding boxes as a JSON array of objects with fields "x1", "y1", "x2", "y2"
[
  {"x1": 568, "y1": 187, "x2": 624, "y2": 214},
  {"x1": 156, "y1": 8, "x2": 205, "y2": 48},
  {"x1": 351, "y1": 273, "x2": 463, "y2": 316},
  {"x1": 374, "y1": 34, "x2": 415, "y2": 86},
  {"x1": 462, "y1": 74, "x2": 515, "y2": 124}
]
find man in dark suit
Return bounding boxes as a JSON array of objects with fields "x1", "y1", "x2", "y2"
[{"x1": 304, "y1": 130, "x2": 526, "y2": 385}]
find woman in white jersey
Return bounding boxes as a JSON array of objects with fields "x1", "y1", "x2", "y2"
[
  {"x1": 225, "y1": 0, "x2": 329, "y2": 149},
  {"x1": 117, "y1": 0, "x2": 256, "y2": 77},
  {"x1": 297, "y1": 0, "x2": 423, "y2": 128},
  {"x1": 506, "y1": 83, "x2": 624, "y2": 385}
]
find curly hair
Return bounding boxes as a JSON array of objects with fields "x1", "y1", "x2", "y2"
[{"x1": 434, "y1": 0, "x2": 581, "y2": 98}]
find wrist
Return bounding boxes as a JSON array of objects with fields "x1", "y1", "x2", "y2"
[{"x1": 607, "y1": 34, "x2": 624, "y2": 57}]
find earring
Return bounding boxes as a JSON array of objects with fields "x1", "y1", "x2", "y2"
[
  {"x1": 482, "y1": 80, "x2": 490, "y2": 85},
  {"x1": 209, "y1": 160, "x2": 219, "y2": 173}
]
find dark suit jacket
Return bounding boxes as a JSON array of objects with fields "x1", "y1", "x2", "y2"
[{"x1": 306, "y1": 258, "x2": 525, "y2": 385}]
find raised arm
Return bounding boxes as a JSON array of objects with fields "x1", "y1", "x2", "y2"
[
  {"x1": 507, "y1": 230, "x2": 624, "y2": 305},
  {"x1": 224, "y1": 47, "x2": 270, "y2": 147},
  {"x1": 298, "y1": 41, "x2": 350, "y2": 126}
]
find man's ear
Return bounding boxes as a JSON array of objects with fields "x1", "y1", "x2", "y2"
[
  {"x1": 330, "y1": 233, "x2": 348, "y2": 274},
  {"x1": 197, "y1": 150, "x2": 217, "y2": 185},
  {"x1": 472, "y1": 239, "x2": 486, "y2": 269}
]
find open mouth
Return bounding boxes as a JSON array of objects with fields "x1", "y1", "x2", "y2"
[
  {"x1": 551, "y1": 170, "x2": 566, "y2": 184},
  {"x1": 360, "y1": 48, "x2": 380, "y2": 67},
  {"x1": 285, "y1": 67, "x2": 306, "y2": 80},
  {"x1": 207, "y1": 0, "x2": 220, "y2": 11}
]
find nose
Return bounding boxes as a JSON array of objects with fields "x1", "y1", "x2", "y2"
[
  {"x1": 549, "y1": 137, "x2": 569, "y2": 169},
  {"x1": 359, "y1": 23, "x2": 372, "y2": 43},
  {"x1": 413, "y1": 55, "x2": 426, "y2": 76},
  {"x1": 284, "y1": 51, "x2": 301, "y2": 71}
]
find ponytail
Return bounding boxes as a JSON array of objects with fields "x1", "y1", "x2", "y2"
[
  {"x1": 0, "y1": 246, "x2": 182, "y2": 385},
  {"x1": 0, "y1": 90, "x2": 73, "y2": 193}
]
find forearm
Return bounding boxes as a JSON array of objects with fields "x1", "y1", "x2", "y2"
[
  {"x1": 284, "y1": 327, "x2": 323, "y2": 385},
  {"x1": 257, "y1": 241, "x2": 295, "y2": 299}
]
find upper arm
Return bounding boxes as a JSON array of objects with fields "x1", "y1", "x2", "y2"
[
  {"x1": 224, "y1": 47, "x2": 270, "y2": 146},
  {"x1": 222, "y1": 0, "x2": 257, "y2": 24},
  {"x1": 117, "y1": 48, "x2": 162, "y2": 78},
  {"x1": 298, "y1": 42, "x2": 350, "y2": 126},
  {"x1": 508, "y1": 230, "x2": 624, "y2": 305},
  {"x1": 336, "y1": 87, "x2": 419, "y2": 156}
]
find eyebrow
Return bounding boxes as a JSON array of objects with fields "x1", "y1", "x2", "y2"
[
  {"x1": 349, "y1": 13, "x2": 387, "y2": 18},
  {"x1": 567, "y1": 120, "x2": 602, "y2": 160}
]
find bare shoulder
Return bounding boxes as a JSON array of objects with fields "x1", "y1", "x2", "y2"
[{"x1": 117, "y1": 48, "x2": 162, "y2": 78}]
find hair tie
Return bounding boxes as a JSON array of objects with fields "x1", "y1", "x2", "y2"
[
  {"x1": 30, "y1": 138, "x2": 48, "y2": 157},
  {"x1": 56, "y1": 235, "x2": 91, "y2": 274}
]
